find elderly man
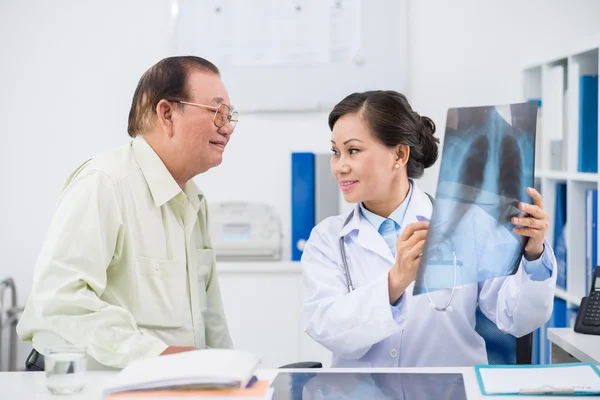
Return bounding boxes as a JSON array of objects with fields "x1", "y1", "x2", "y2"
[{"x1": 18, "y1": 56, "x2": 238, "y2": 370}]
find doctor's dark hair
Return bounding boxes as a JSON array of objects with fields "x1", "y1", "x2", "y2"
[
  {"x1": 328, "y1": 90, "x2": 439, "y2": 179},
  {"x1": 127, "y1": 56, "x2": 220, "y2": 138}
]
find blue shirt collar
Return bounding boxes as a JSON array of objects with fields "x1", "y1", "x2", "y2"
[{"x1": 359, "y1": 180, "x2": 413, "y2": 231}]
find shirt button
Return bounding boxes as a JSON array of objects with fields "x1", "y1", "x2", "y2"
[{"x1": 389, "y1": 349, "x2": 398, "y2": 358}]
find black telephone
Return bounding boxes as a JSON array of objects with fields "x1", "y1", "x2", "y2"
[{"x1": 574, "y1": 266, "x2": 600, "y2": 335}]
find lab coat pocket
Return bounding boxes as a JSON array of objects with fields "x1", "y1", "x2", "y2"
[{"x1": 133, "y1": 256, "x2": 186, "y2": 328}]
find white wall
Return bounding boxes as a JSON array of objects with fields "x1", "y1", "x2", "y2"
[
  {"x1": 407, "y1": 0, "x2": 600, "y2": 193},
  {"x1": 0, "y1": 0, "x2": 173, "y2": 303}
]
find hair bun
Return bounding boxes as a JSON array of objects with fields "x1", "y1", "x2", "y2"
[
  {"x1": 420, "y1": 115, "x2": 436, "y2": 137},
  {"x1": 418, "y1": 115, "x2": 439, "y2": 169}
]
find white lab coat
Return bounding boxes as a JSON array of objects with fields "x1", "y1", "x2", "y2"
[{"x1": 302, "y1": 182, "x2": 557, "y2": 367}]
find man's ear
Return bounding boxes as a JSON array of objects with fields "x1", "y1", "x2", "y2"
[
  {"x1": 396, "y1": 144, "x2": 410, "y2": 166},
  {"x1": 156, "y1": 100, "x2": 175, "y2": 137}
]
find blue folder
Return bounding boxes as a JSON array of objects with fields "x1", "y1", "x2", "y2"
[
  {"x1": 585, "y1": 188, "x2": 598, "y2": 290},
  {"x1": 578, "y1": 75, "x2": 598, "y2": 173},
  {"x1": 554, "y1": 183, "x2": 567, "y2": 290},
  {"x1": 291, "y1": 152, "x2": 315, "y2": 261},
  {"x1": 541, "y1": 298, "x2": 567, "y2": 365}
]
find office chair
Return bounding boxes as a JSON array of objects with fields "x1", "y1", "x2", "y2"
[
  {"x1": 279, "y1": 308, "x2": 532, "y2": 369},
  {"x1": 475, "y1": 307, "x2": 533, "y2": 365},
  {"x1": 279, "y1": 361, "x2": 322, "y2": 369}
]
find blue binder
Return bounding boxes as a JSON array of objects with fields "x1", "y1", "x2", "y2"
[
  {"x1": 553, "y1": 183, "x2": 567, "y2": 289},
  {"x1": 291, "y1": 153, "x2": 315, "y2": 261},
  {"x1": 585, "y1": 188, "x2": 598, "y2": 290},
  {"x1": 578, "y1": 75, "x2": 598, "y2": 173},
  {"x1": 541, "y1": 298, "x2": 567, "y2": 364}
]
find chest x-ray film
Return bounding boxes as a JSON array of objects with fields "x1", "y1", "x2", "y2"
[{"x1": 413, "y1": 102, "x2": 537, "y2": 295}]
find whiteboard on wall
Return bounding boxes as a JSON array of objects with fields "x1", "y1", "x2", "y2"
[{"x1": 173, "y1": 0, "x2": 408, "y2": 112}]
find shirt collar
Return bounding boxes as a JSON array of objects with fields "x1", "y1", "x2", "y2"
[
  {"x1": 131, "y1": 135, "x2": 203, "y2": 209},
  {"x1": 359, "y1": 203, "x2": 387, "y2": 231},
  {"x1": 184, "y1": 179, "x2": 203, "y2": 210},
  {"x1": 359, "y1": 180, "x2": 413, "y2": 231}
]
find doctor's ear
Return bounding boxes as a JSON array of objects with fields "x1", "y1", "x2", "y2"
[{"x1": 395, "y1": 145, "x2": 410, "y2": 168}]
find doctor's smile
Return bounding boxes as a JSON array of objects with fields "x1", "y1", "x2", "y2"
[{"x1": 339, "y1": 180, "x2": 358, "y2": 191}]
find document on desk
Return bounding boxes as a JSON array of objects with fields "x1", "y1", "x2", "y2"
[
  {"x1": 475, "y1": 362, "x2": 600, "y2": 395},
  {"x1": 103, "y1": 349, "x2": 261, "y2": 397}
]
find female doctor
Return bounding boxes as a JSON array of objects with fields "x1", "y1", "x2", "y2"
[{"x1": 301, "y1": 90, "x2": 557, "y2": 367}]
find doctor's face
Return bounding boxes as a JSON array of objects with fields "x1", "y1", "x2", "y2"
[{"x1": 330, "y1": 113, "x2": 398, "y2": 204}]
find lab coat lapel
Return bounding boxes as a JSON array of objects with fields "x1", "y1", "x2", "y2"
[
  {"x1": 343, "y1": 184, "x2": 434, "y2": 266},
  {"x1": 400, "y1": 182, "x2": 434, "y2": 232},
  {"x1": 353, "y1": 204, "x2": 396, "y2": 265}
]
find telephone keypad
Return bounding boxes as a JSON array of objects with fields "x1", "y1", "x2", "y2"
[{"x1": 583, "y1": 291, "x2": 600, "y2": 326}]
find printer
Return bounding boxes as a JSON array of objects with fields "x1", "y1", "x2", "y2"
[{"x1": 209, "y1": 202, "x2": 282, "y2": 261}]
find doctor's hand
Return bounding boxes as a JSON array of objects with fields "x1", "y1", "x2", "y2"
[
  {"x1": 512, "y1": 187, "x2": 550, "y2": 261},
  {"x1": 388, "y1": 221, "x2": 429, "y2": 304}
]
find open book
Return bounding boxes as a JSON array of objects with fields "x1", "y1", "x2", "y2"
[{"x1": 104, "y1": 349, "x2": 260, "y2": 396}]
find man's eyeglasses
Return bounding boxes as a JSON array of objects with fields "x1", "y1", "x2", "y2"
[{"x1": 171, "y1": 100, "x2": 238, "y2": 130}]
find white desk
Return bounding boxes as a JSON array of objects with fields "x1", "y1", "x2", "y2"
[
  {"x1": 548, "y1": 327, "x2": 600, "y2": 364},
  {"x1": 1, "y1": 367, "x2": 598, "y2": 400}
]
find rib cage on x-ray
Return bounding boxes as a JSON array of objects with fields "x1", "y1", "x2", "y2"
[{"x1": 414, "y1": 103, "x2": 538, "y2": 295}]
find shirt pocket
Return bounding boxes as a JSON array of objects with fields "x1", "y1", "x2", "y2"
[{"x1": 132, "y1": 256, "x2": 186, "y2": 328}]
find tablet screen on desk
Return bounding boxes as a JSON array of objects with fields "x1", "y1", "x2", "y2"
[{"x1": 271, "y1": 372, "x2": 466, "y2": 400}]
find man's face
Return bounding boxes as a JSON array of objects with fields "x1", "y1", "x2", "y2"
[{"x1": 173, "y1": 71, "x2": 235, "y2": 174}]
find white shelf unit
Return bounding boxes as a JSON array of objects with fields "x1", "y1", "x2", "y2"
[{"x1": 523, "y1": 40, "x2": 600, "y2": 310}]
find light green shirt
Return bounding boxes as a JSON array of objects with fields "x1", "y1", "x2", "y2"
[{"x1": 17, "y1": 136, "x2": 232, "y2": 369}]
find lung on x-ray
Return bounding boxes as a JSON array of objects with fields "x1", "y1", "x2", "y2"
[{"x1": 413, "y1": 102, "x2": 538, "y2": 295}]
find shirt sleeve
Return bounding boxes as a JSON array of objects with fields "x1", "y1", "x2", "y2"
[{"x1": 521, "y1": 244, "x2": 554, "y2": 281}]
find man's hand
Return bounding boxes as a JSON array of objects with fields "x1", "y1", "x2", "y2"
[{"x1": 160, "y1": 346, "x2": 197, "y2": 356}]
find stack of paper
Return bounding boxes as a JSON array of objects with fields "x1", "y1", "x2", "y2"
[
  {"x1": 104, "y1": 349, "x2": 268, "y2": 399},
  {"x1": 475, "y1": 362, "x2": 600, "y2": 395}
]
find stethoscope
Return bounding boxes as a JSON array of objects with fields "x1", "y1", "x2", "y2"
[
  {"x1": 338, "y1": 194, "x2": 459, "y2": 312},
  {"x1": 422, "y1": 248, "x2": 459, "y2": 312}
]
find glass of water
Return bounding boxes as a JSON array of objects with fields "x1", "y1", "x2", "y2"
[{"x1": 45, "y1": 345, "x2": 87, "y2": 395}]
